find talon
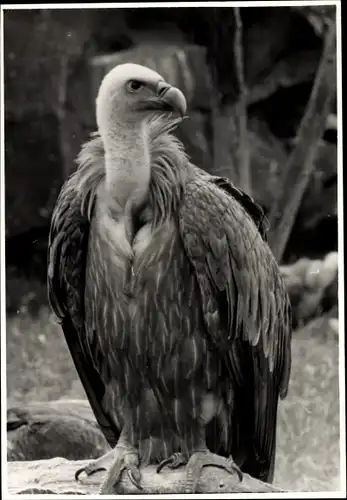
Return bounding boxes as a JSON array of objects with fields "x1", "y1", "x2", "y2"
[
  {"x1": 75, "y1": 465, "x2": 106, "y2": 481},
  {"x1": 227, "y1": 457, "x2": 243, "y2": 482},
  {"x1": 157, "y1": 452, "x2": 187, "y2": 473},
  {"x1": 185, "y1": 451, "x2": 242, "y2": 493},
  {"x1": 99, "y1": 447, "x2": 142, "y2": 494},
  {"x1": 75, "y1": 467, "x2": 85, "y2": 481},
  {"x1": 156, "y1": 456, "x2": 173, "y2": 474},
  {"x1": 127, "y1": 469, "x2": 143, "y2": 490}
]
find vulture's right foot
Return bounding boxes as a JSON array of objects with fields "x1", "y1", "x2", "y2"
[{"x1": 98, "y1": 444, "x2": 142, "y2": 494}]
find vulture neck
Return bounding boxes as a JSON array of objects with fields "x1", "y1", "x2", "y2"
[{"x1": 101, "y1": 121, "x2": 150, "y2": 213}]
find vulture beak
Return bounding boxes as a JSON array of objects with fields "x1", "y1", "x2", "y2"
[{"x1": 154, "y1": 81, "x2": 187, "y2": 117}]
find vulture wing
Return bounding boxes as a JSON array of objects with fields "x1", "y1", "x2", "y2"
[
  {"x1": 47, "y1": 169, "x2": 120, "y2": 448},
  {"x1": 179, "y1": 173, "x2": 292, "y2": 482}
]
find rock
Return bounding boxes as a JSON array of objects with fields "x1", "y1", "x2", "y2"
[
  {"x1": 243, "y1": 7, "x2": 306, "y2": 86},
  {"x1": 292, "y1": 5, "x2": 337, "y2": 37},
  {"x1": 295, "y1": 141, "x2": 337, "y2": 232},
  {"x1": 4, "y1": 10, "x2": 95, "y2": 237},
  {"x1": 4, "y1": 10, "x2": 93, "y2": 120},
  {"x1": 246, "y1": 49, "x2": 321, "y2": 106},
  {"x1": 212, "y1": 106, "x2": 337, "y2": 241},
  {"x1": 7, "y1": 399, "x2": 110, "y2": 462},
  {"x1": 7, "y1": 457, "x2": 284, "y2": 495},
  {"x1": 5, "y1": 117, "x2": 62, "y2": 237},
  {"x1": 280, "y1": 253, "x2": 338, "y2": 328},
  {"x1": 212, "y1": 112, "x2": 288, "y2": 201}
]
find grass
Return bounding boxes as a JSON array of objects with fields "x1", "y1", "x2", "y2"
[
  {"x1": 6, "y1": 307, "x2": 86, "y2": 405},
  {"x1": 6, "y1": 280, "x2": 341, "y2": 493},
  {"x1": 275, "y1": 318, "x2": 340, "y2": 491}
]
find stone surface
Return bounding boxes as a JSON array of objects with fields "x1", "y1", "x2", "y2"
[
  {"x1": 297, "y1": 140, "x2": 337, "y2": 231},
  {"x1": 7, "y1": 457, "x2": 284, "y2": 495},
  {"x1": 212, "y1": 111, "x2": 288, "y2": 201},
  {"x1": 4, "y1": 10, "x2": 93, "y2": 120},
  {"x1": 7, "y1": 399, "x2": 109, "y2": 462},
  {"x1": 5, "y1": 116, "x2": 62, "y2": 237},
  {"x1": 4, "y1": 10, "x2": 95, "y2": 236}
]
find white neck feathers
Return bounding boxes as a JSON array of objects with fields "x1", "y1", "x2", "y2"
[{"x1": 101, "y1": 121, "x2": 151, "y2": 212}]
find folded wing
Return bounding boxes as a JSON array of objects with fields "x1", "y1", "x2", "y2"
[{"x1": 179, "y1": 173, "x2": 292, "y2": 482}]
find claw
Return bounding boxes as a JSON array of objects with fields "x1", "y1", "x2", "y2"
[
  {"x1": 75, "y1": 449, "x2": 114, "y2": 482},
  {"x1": 185, "y1": 451, "x2": 243, "y2": 493},
  {"x1": 99, "y1": 449, "x2": 142, "y2": 494},
  {"x1": 75, "y1": 465, "x2": 106, "y2": 481},
  {"x1": 156, "y1": 457, "x2": 171, "y2": 474},
  {"x1": 127, "y1": 469, "x2": 143, "y2": 490},
  {"x1": 157, "y1": 452, "x2": 187, "y2": 473},
  {"x1": 75, "y1": 467, "x2": 85, "y2": 482},
  {"x1": 227, "y1": 456, "x2": 243, "y2": 482}
]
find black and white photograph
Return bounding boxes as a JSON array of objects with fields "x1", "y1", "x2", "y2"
[{"x1": 1, "y1": 1, "x2": 344, "y2": 496}]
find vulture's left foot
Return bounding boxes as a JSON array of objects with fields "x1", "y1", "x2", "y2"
[
  {"x1": 98, "y1": 444, "x2": 142, "y2": 494},
  {"x1": 185, "y1": 451, "x2": 243, "y2": 493},
  {"x1": 156, "y1": 452, "x2": 188, "y2": 473}
]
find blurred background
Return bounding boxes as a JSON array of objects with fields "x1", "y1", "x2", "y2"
[{"x1": 4, "y1": 5, "x2": 340, "y2": 493}]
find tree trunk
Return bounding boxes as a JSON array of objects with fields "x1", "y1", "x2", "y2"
[{"x1": 267, "y1": 22, "x2": 337, "y2": 262}]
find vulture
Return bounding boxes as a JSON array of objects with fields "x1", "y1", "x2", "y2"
[{"x1": 48, "y1": 63, "x2": 292, "y2": 494}]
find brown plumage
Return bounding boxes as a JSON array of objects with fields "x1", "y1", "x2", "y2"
[{"x1": 48, "y1": 63, "x2": 292, "y2": 493}]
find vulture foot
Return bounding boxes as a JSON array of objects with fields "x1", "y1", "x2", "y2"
[
  {"x1": 75, "y1": 449, "x2": 115, "y2": 480},
  {"x1": 185, "y1": 451, "x2": 243, "y2": 493},
  {"x1": 156, "y1": 452, "x2": 188, "y2": 473},
  {"x1": 98, "y1": 444, "x2": 142, "y2": 494}
]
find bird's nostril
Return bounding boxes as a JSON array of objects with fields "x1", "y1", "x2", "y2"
[{"x1": 157, "y1": 82, "x2": 170, "y2": 97}]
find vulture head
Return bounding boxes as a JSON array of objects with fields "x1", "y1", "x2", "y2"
[
  {"x1": 89, "y1": 63, "x2": 189, "y2": 212},
  {"x1": 96, "y1": 63, "x2": 187, "y2": 135},
  {"x1": 75, "y1": 63, "x2": 190, "y2": 218}
]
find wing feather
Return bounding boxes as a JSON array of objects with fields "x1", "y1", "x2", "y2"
[
  {"x1": 48, "y1": 176, "x2": 119, "y2": 448},
  {"x1": 179, "y1": 173, "x2": 292, "y2": 482}
]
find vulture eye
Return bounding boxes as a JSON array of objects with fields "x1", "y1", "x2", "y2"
[{"x1": 127, "y1": 80, "x2": 145, "y2": 93}]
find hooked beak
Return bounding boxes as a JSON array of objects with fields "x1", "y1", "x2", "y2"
[
  {"x1": 139, "y1": 80, "x2": 187, "y2": 117},
  {"x1": 155, "y1": 81, "x2": 187, "y2": 117}
]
